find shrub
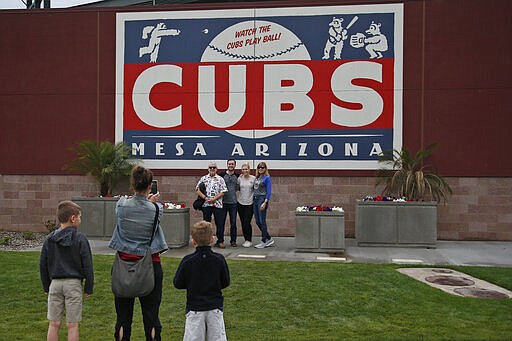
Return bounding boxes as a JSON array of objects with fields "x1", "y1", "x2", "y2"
[
  {"x1": 43, "y1": 219, "x2": 59, "y2": 233},
  {"x1": 376, "y1": 144, "x2": 452, "y2": 202},
  {"x1": 0, "y1": 235, "x2": 11, "y2": 246},
  {"x1": 65, "y1": 140, "x2": 138, "y2": 196},
  {"x1": 21, "y1": 231, "x2": 36, "y2": 240}
]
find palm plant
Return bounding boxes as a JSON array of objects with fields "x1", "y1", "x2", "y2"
[
  {"x1": 65, "y1": 140, "x2": 138, "y2": 197},
  {"x1": 376, "y1": 144, "x2": 452, "y2": 202}
]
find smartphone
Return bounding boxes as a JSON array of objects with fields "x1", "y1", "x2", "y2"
[{"x1": 150, "y1": 180, "x2": 158, "y2": 195}]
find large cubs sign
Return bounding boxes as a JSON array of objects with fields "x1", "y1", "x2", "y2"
[{"x1": 115, "y1": 4, "x2": 403, "y2": 169}]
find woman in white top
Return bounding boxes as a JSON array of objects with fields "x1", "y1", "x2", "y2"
[{"x1": 236, "y1": 163, "x2": 255, "y2": 247}]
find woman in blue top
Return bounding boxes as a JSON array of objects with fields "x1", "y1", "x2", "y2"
[{"x1": 253, "y1": 162, "x2": 274, "y2": 248}]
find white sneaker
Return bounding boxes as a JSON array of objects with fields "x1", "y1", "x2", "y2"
[
  {"x1": 264, "y1": 239, "x2": 275, "y2": 248},
  {"x1": 254, "y1": 241, "x2": 266, "y2": 249},
  {"x1": 242, "y1": 241, "x2": 252, "y2": 248}
]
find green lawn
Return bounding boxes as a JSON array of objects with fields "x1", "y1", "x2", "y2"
[{"x1": 1, "y1": 251, "x2": 511, "y2": 340}]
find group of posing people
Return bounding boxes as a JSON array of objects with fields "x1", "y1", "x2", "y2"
[
  {"x1": 195, "y1": 159, "x2": 274, "y2": 249},
  {"x1": 39, "y1": 165, "x2": 233, "y2": 340}
]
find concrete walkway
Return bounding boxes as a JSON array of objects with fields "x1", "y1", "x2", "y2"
[{"x1": 78, "y1": 237, "x2": 512, "y2": 267}]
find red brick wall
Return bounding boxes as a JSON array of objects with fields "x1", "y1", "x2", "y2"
[{"x1": 2, "y1": 175, "x2": 511, "y2": 241}]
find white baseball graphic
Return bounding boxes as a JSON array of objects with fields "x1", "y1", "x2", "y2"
[
  {"x1": 201, "y1": 20, "x2": 311, "y2": 139},
  {"x1": 201, "y1": 20, "x2": 310, "y2": 62}
]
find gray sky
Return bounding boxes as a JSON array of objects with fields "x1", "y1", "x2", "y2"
[{"x1": 0, "y1": 0, "x2": 98, "y2": 9}]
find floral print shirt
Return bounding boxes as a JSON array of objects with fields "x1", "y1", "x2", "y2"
[{"x1": 196, "y1": 174, "x2": 228, "y2": 208}]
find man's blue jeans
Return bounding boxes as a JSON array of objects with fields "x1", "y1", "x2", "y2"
[{"x1": 219, "y1": 203, "x2": 238, "y2": 244}]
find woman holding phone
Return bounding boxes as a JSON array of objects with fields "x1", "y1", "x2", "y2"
[{"x1": 108, "y1": 166, "x2": 167, "y2": 340}]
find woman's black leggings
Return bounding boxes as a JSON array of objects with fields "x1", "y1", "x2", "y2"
[{"x1": 114, "y1": 262, "x2": 163, "y2": 341}]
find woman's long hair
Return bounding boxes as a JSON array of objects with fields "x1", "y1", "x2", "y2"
[{"x1": 256, "y1": 162, "x2": 270, "y2": 178}]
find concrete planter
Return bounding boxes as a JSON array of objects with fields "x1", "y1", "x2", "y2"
[
  {"x1": 355, "y1": 201, "x2": 437, "y2": 248},
  {"x1": 73, "y1": 197, "x2": 117, "y2": 237},
  {"x1": 295, "y1": 211, "x2": 345, "y2": 252},
  {"x1": 73, "y1": 198, "x2": 190, "y2": 249},
  {"x1": 161, "y1": 208, "x2": 190, "y2": 248}
]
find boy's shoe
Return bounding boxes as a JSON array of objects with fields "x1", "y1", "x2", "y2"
[
  {"x1": 264, "y1": 238, "x2": 275, "y2": 248},
  {"x1": 254, "y1": 241, "x2": 266, "y2": 249},
  {"x1": 242, "y1": 241, "x2": 252, "y2": 248},
  {"x1": 230, "y1": 241, "x2": 237, "y2": 247},
  {"x1": 214, "y1": 242, "x2": 225, "y2": 249}
]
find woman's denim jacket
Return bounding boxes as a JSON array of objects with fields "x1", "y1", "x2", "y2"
[{"x1": 108, "y1": 194, "x2": 168, "y2": 256}]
